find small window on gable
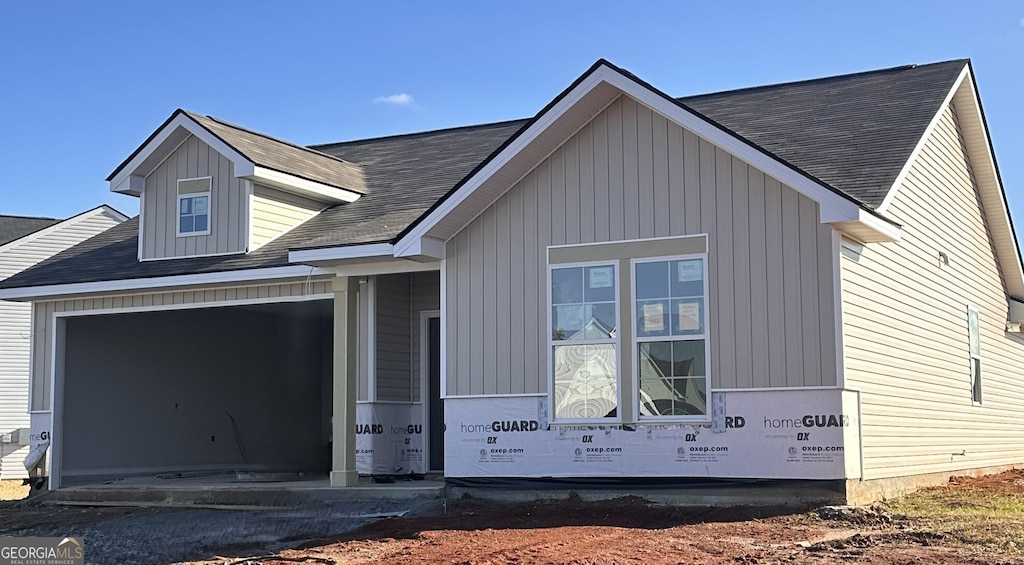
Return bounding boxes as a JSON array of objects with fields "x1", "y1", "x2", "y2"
[{"x1": 177, "y1": 177, "x2": 211, "y2": 237}]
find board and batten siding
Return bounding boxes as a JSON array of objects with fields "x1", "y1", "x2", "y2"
[
  {"x1": 29, "y1": 280, "x2": 332, "y2": 413},
  {"x1": 375, "y1": 274, "x2": 412, "y2": 402},
  {"x1": 410, "y1": 271, "x2": 440, "y2": 403},
  {"x1": 0, "y1": 210, "x2": 123, "y2": 479},
  {"x1": 142, "y1": 135, "x2": 248, "y2": 259},
  {"x1": 374, "y1": 272, "x2": 441, "y2": 403},
  {"x1": 842, "y1": 103, "x2": 1024, "y2": 480},
  {"x1": 249, "y1": 185, "x2": 323, "y2": 250},
  {"x1": 445, "y1": 95, "x2": 837, "y2": 397}
]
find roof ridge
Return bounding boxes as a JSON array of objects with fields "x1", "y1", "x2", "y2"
[
  {"x1": 677, "y1": 59, "x2": 969, "y2": 101},
  {"x1": 309, "y1": 117, "x2": 530, "y2": 149},
  {"x1": 185, "y1": 111, "x2": 363, "y2": 168}
]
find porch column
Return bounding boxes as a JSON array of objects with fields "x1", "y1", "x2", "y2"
[{"x1": 331, "y1": 275, "x2": 360, "y2": 487}]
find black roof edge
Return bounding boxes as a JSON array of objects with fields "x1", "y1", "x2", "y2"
[
  {"x1": 107, "y1": 109, "x2": 187, "y2": 181},
  {"x1": 390, "y1": 57, "x2": 907, "y2": 246},
  {"x1": 289, "y1": 238, "x2": 393, "y2": 253},
  {"x1": 965, "y1": 60, "x2": 1024, "y2": 295},
  {"x1": 309, "y1": 117, "x2": 531, "y2": 150},
  {"x1": 605, "y1": 59, "x2": 905, "y2": 229},
  {"x1": 388, "y1": 59, "x2": 613, "y2": 245}
]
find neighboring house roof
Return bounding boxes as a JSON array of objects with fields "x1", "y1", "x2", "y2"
[
  {"x1": 0, "y1": 58, "x2": 1000, "y2": 293},
  {"x1": 0, "y1": 215, "x2": 60, "y2": 247}
]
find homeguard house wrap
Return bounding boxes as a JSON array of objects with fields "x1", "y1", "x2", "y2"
[{"x1": 1, "y1": 59, "x2": 1022, "y2": 501}]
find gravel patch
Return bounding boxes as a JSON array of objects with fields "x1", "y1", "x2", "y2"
[{"x1": 0, "y1": 497, "x2": 441, "y2": 565}]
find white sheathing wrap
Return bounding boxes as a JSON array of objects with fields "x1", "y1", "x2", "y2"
[{"x1": 445, "y1": 390, "x2": 859, "y2": 479}]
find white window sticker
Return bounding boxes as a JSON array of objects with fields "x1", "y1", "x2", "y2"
[
  {"x1": 643, "y1": 303, "x2": 665, "y2": 332},
  {"x1": 677, "y1": 261, "x2": 702, "y2": 282},
  {"x1": 589, "y1": 267, "x2": 613, "y2": 289},
  {"x1": 677, "y1": 302, "x2": 701, "y2": 331}
]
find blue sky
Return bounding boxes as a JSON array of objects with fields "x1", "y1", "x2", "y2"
[{"x1": 1, "y1": 1, "x2": 1021, "y2": 226}]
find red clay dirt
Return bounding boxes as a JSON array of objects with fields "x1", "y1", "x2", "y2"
[{"x1": 230, "y1": 472, "x2": 1024, "y2": 565}]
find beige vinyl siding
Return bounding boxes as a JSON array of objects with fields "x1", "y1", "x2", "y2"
[
  {"x1": 29, "y1": 280, "x2": 332, "y2": 412},
  {"x1": 249, "y1": 185, "x2": 323, "y2": 251},
  {"x1": 0, "y1": 210, "x2": 122, "y2": 478},
  {"x1": 445, "y1": 95, "x2": 837, "y2": 396},
  {"x1": 142, "y1": 135, "x2": 248, "y2": 259},
  {"x1": 375, "y1": 274, "x2": 412, "y2": 401},
  {"x1": 842, "y1": 103, "x2": 1024, "y2": 480}
]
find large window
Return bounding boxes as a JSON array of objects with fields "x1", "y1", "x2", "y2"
[
  {"x1": 634, "y1": 258, "x2": 708, "y2": 419},
  {"x1": 547, "y1": 235, "x2": 710, "y2": 424},
  {"x1": 968, "y1": 307, "x2": 982, "y2": 404},
  {"x1": 177, "y1": 177, "x2": 212, "y2": 236},
  {"x1": 550, "y1": 263, "x2": 618, "y2": 420}
]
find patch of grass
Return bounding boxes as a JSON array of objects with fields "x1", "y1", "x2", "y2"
[{"x1": 883, "y1": 486, "x2": 1024, "y2": 555}]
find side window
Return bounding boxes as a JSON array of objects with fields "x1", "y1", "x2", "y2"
[
  {"x1": 634, "y1": 258, "x2": 708, "y2": 418},
  {"x1": 177, "y1": 177, "x2": 212, "y2": 236},
  {"x1": 968, "y1": 307, "x2": 981, "y2": 404},
  {"x1": 550, "y1": 264, "x2": 618, "y2": 420}
]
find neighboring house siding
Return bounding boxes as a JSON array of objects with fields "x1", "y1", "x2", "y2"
[
  {"x1": 29, "y1": 280, "x2": 332, "y2": 412},
  {"x1": 842, "y1": 103, "x2": 1024, "y2": 480},
  {"x1": 0, "y1": 211, "x2": 122, "y2": 478},
  {"x1": 142, "y1": 135, "x2": 248, "y2": 259},
  {"x1": 249, "y1": 185, "x2": 323, "y2": 251},
  {"x1": 445, "y1": 95, "x2": 837, "y2": 396}
]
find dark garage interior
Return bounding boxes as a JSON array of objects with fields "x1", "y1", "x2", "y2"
[{"x1": 57, "y1": 299, "x2": 333, "y2": 486}]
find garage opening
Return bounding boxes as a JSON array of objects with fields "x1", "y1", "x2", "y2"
[{"x1": 56, "y1": 299, "x2": 333, "y2": 487}]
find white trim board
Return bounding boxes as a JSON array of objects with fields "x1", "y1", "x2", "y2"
[{"x1": 0, "y1": 265, "x2": 334, "y2": 301}]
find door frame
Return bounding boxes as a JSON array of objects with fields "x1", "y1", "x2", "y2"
[{"x1": 419, "y1": 309, "x2": 441, "y2": 472}]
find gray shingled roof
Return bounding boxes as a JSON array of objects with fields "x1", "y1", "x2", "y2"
[
  {"x1": 186, "y1": 112, "x2": 367, "y2": 194},
  {"x1": 678, "y1": 60, "x2": 968, "y2": 209},
  {"x1": 0, "y1": 60, "x2": 968, "y2": 290},
  {"x1": 0, "y1": 215, "x2": 60, "y2": 247}
]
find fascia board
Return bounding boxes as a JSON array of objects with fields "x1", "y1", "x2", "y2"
[
  {"x1": 288, "y1": 243, "x2": 395, "y2": 265},
  {"x1": 393, "y1": 68, "x2": 611, "y2": 256},
  {"x1": 876, "y1": 65, "x2": 969, "y2": 215},
  {"x1": 395, "y1": 63, "x2": 875, "y2": 256},
  {"x1": 0, "y1": 265, "x2": 333, "y2": 301},
  {"x1": 242, "y1": 166, "x2": 361, "y2": 203}
]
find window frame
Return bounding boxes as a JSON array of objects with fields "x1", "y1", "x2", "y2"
[
  {"x1": 968, "y1": 306, "x2": 982, "y2": 405},
  {"x1": 547, "y1": 260, "x2": 622, "y2": 424},
  {"x1": 176, "y1": 177, "x2": 212, "y2": 238},
  {"x1": 630, "y1": 253, "x2": 711, "y2": 423}
]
